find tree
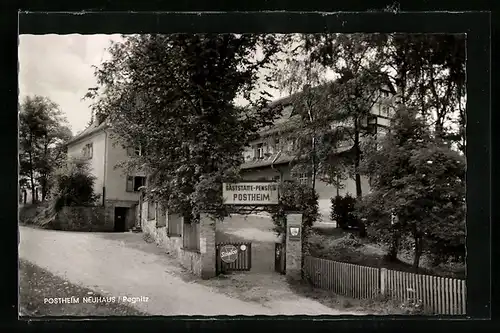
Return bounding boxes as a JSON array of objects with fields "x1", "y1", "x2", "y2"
[
  {"x1": 19, "y1": 96, "x2": 72, "y2": 202},
  {"x1": 284, "y1": 34, "x2": 388, "y2": 199},
  {"x1": 383, "y1": 34, "x2": 466, "y2": 151},
  {"x1": 273, "y1": 36, "x2": 334, "y2": 194},
  {"x1": 85, "y1": 34, "x2": 285, "y2": 221},
  {"x1": 356, "y1": 107, "x2": 465, "y2": 270},
  {"x1": 275, "y1": 35, "x2": 389, "y2": 199},
  {"x1": 52, "y1": 158, "x2": 100, "y2": 211},
  {"x1": 306, "y1": 33, "x2": 466, "y2": 153}
]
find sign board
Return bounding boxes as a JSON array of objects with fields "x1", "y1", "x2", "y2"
[
  {"x1": 288, "y1": 225, "x2": 301, "y2": 241},
  {"x1": 220, "y1": 244, "x2": 238, "y2": 263},
  {"x1": 222, "y1": 182, "x2": 279, "y2": 205}
]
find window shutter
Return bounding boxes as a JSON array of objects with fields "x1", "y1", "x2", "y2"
[{"x1": 126, "y1": 176, "x2": 134, "y2": 192}]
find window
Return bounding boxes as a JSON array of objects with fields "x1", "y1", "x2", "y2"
[
  {"x1": 127, "y1": 144, "x2": 144, "y2": 156},
  {"x1": 286, "y1": 138, "x2": 296, "y2": 152},
  {"x1": 379, "y1": 103, "x2": 390, "y2": 117},
  {"x1": 367, "y1": 115, "x2": 377, "y2": 134},
  {"x1": 274, "y1": 138, "x2": 281, "y2": 151},
  {"x1": 81, "y1": 143, "x2": 93, "y2": 159},
  {"x1": 135, "y1": 145, "x2": 144, "y2": 156},
  {"x1": 256, "y1": 143, "x2": 264, "y2": 159},
  {"x1": 126, "y1": 175, "x2": 146, "y2": 192},
  {"x1": 293, "y1": 172, "x2": 309, "y2": 185},
  {"x1": 147, "y1": 200, "x2": 155, "y2": 220},
  {"x1": 298, "y1": 173, "x2": 309, "y2": 185}
]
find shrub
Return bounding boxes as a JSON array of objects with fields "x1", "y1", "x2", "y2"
[
  {"x1": 330, "y1": 194, "x2": 359, "y2": 229},
  {"x1": 336, "y1": 233, "x2": 363, "y2": 249},
  {"x1": 52, "y1": 158, "x2": 100, "y2": 212},
  {"x1": 270, "y1": 181, "x2": 319, "y2": 248}
]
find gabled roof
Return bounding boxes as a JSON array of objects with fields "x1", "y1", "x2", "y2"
[
  {"x1": 66, "y1": 120, "x2": 108, "y2": 147},
  {"x1": 240, "y1": 151, "x2": 296, "y2": 170},
  {"x1": 254, "y1": 73, "x2": 396, "y2": 139}
]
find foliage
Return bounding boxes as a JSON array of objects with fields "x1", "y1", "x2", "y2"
[
  {"x1": 355, "y1": 107, "x2": 466, "y2": 269},
  {"x1": 335, "y1": 233, "x2": 363, "y2": 249},
  {"x1": 387, "y1": 34, "x2": 466, "y2": 145},
  {"x1": 52, "y1": 158, "x2": 100, "y2": 212},
  {"x1": 306, "y1": 33, "x2": 466, "y2": 153},
  {"x1": 85, "y1": 34, "x2": 286, "y2": 222},
  {"x1": 270, "y1": 181, "x2": 319, "y2": 249},
  {"x1": 19, "y1": 95, "x2": 72, "y2": 202},
  {"x1": 330, "y1": 194, "x2": 359, "y2": 229},
  {"x1": 276, "y1": 34, "x2": 392, "y2": 197}
]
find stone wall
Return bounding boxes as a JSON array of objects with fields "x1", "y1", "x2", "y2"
[
  {"x1": 54, "y1": 206, "x2": 111, "y2": 231},
  {"x1": 140, "y1": 200, "x2": 204, "y2": 277},
  {"x1": 18, "y1": 203, "x2": 46, "y2": 225},
  {"x1": 199, "y1": 213, "x2": 217, "y2": 279},
  {"x1": 285, "y1": 213, "x2": 303, "y2": 281}
]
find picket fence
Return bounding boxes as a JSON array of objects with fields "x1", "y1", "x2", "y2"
[{"x1": 304, "y1": 256, "x2": 466, "y2": 315}]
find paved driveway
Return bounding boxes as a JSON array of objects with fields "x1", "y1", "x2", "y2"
[{"x1": 19, "y1": 226, "x2": 365, "y2": 316}]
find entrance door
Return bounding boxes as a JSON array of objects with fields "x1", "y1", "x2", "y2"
[{"x1": 114, "y1": 207, "x2": 128, "y2": 232}]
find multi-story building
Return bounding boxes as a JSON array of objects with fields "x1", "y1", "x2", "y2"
[
  {"x1": 240, "y1": 80, "x2": 396, "y2": 221},
  {"x1": 65, "y1": 117, "x2": 146, "y2": 231}
]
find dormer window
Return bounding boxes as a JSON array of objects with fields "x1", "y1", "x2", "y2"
[
  {"x1": 127, "y1": 143, "x2": 144, "y2": 157},
  {"x1": 274, "y1": 138, "x2": 281, "y2": 151},
  {"x1": 256, "y1": 143, "x2": 264, "y2": 159},
  {"x1": 286, "y1": 138, "x2": 297, "y2": 152},
  {"x1": 135, "y1": 145, "x2": 143, "y2": 156}
]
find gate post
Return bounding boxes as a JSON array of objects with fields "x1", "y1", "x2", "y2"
[
  {"x1": 285, "y1": 212, "x2": 303, "y2": 281},
  {"x1": 200, "y1": 212, "x2": 216, "y2": 279}
]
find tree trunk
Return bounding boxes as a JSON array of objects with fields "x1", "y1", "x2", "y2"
[
  {"x1": 23, "y1": 190, "x2": 27, "y2": 204},
  {"x1": 28, "y1": 151, "x2": 36, "y2": 204},
  {"x1": 41, "y1": 143, "x2": 49, "y2": 201},
  {"x1": 311, "y1": 136, "x2": 317, "y2": 194},
  {"x1": 387, "y1": 227, "x2": 401, "y2": 262},
  {"x1": 40, "y1": 176, "x2": 47, "y2": 202},
  {"x1": 353, "y1": 120, "x2": 362, "y2": 198},
  {"x1": 412, "y1": 226, "x2": 423, "y2": 273},
  {"x1": 353, "y1": 120, "x2": 366, "y2": 237}
]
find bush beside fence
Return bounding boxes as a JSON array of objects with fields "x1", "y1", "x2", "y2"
[{"x1": 304, "y1": 256, "x2": 466, "y2": 315}]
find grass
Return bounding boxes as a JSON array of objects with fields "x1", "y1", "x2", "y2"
[
  {"x1": 286, "y1": 277, "x2": 428, "y2": 315},
  {"x1": 19, "y1": 259, "x2": 148, "y2": 317},
  {"x1": 309, "y1": 225, "x2": 465, "y2": 279}
]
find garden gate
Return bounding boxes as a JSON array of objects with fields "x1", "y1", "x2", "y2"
[{"x1": 215, "y1": 242, "x2": 252, "y2": 275}]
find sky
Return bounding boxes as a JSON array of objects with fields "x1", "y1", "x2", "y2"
[
  {"x1": 18, "y1": 34, "x2": 290, "y2": 136},
  {"x1": 19, "y1": 34, "x2": 125, "y2": 135}
]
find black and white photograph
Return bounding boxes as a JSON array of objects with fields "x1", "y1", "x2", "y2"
[{"x1": 18, "y1": 31, "x2": 467, "y2": 317}]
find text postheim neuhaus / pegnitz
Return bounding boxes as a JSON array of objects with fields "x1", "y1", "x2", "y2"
[{"x1": 43, "y1": 295, "x2": 150, "y2": 304}]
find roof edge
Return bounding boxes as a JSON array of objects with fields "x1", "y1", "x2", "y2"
[{"x1": 66, "y1": 122, "x2": 109, "y2": 147}]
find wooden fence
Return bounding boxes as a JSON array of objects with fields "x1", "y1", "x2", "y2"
[
  {"x1": 304, "y1": 256, "x2": 466, "y2": 315},
  {"x1": 182, "y1": 222, "x2": 200, "y2": 251}
]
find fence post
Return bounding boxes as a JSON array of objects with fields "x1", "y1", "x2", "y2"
[{"x1": 380, "y1": 268, "x2": 387, "y2": 296}]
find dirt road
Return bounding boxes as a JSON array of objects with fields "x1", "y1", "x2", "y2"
[{"x1": 19, "y1": 226, "x2": 365, "y2": 316}]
